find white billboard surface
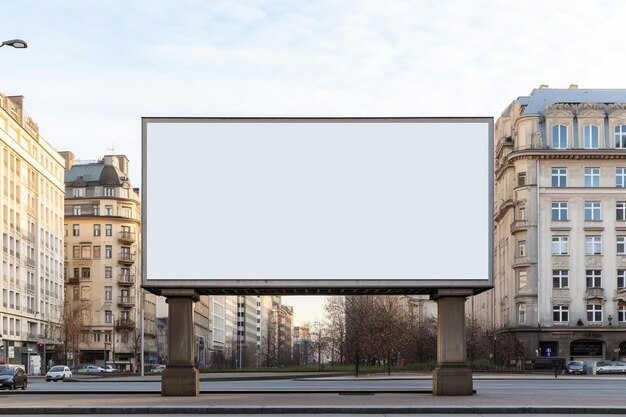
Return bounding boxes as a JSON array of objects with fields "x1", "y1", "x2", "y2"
[{"x1": 143, "y1": 118, "x2": 492, "y2": 291}]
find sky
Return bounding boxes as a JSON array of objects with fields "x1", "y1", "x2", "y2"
[{"x1": 1, "y1": 0, "x2": 625, "y2": 325}]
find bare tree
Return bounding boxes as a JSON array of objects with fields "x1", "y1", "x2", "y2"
[{"x1": 55, "y1": 302, "x2": 84, "y2": 368}]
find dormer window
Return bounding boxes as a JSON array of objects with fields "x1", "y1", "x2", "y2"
[
  {"x1": 583, "y1": 125, "x2": 599, "y2": 149},
  {"x1": 615, "y1": 125, "x2": 626, "y2": 149},
  {"x1": 552, "y1": 125, "x2": 567, "y2": 149},
  {"x1": 72, "y1": 188, "x2": 85, "y2": 198},
  {"x1": 104, "y1": 187, "x2": 115, "y2": 197}
]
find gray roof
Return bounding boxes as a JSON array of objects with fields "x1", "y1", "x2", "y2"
[
  {"x1": 521, "y1": 88, "x2": 626, "y2": 116},
  {"x1": 64, "y1": 164, "x2": 104, "y2": 183}
]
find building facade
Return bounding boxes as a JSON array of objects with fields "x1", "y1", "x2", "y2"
[
  {"x1": 61, "y1": 152, "x2": 157, "y2": 370},
  {"x1": 0, "y1": 93, "x2": 65, "y2": 373},
  {"x1": 471, "y1": 86, "x2": 626, "y2": 363}
]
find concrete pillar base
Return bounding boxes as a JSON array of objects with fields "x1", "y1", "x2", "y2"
[
  {"x1": 432, "y1": 365, "x2": 473, "y2": 396},
  {"x1": 161, "y1": 365, "x2": 199, "y2": 396}
]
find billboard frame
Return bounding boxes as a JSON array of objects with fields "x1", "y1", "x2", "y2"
[{"x1": 141, "y1": 117, "x2": 494, "y2": 296}]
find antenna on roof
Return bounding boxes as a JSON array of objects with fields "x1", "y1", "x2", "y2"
[{"x1": 106, "y1": 144, "x2": 116, "y2": 154}]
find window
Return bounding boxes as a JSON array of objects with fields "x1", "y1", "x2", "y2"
[
  {"x1": 73, "y1": 206, "x2": 81, "y2": 215},
  {"x1": 81, "y1": 268, "x2": 90, "y2": 279},
  {"x1": 553, "y1": 305, "x2": 569, "y2": 323},
  {"x1": 105, "y1": 205, "x2": 113, "y2": 216},
  {"x1": 553, "y1": 270, "x2": 569, "y2": 288},
  {"x1": 93, "y1": 205, "x2": 100, "y2": 216},
  {"x1": 104, "y1": 286, "x2": 112, "y2": 301},
  {"x1": 518, "y1": 304, "x2": 526, "y2": 325},
  {"x1": 72, "y1": 287, "x2": 79, "y2": 300},
  {"x1": 72, "y1": 246, "x2": 80, "y2": 259},
  {"x1": 552, "y1": 202, "x2": 568, "y2": 221},
  {"x1": 105, "y1": 266, "x2": 112, "y2": 278},
  {"x1": 104, "y1": 311, "x2": 112, "y2": 324},
  {"x1": 104, "y1": 187, "x2": 115, "y2": 197},
  {"x1": 93, "y1": 224, "x2": 101, "y2": 236},
  {"x1": 72, "y1": 224, "x2": 79, "y2": 236},
  {"x1": 586, "y1": 270, "x2": 602, "y2": 288},
  {"x1": 552, "y1": 236, "x2": 569, "y2": 255},
  {"x1": 618, "y1": 270, "x2": 626, "y2": 289},
  {"x1": 583, "y1": 125, "x2": 599, "y2": 149},
  {"x1": 587, "y1": 304, "x2": 602, "y2": 322},
  {"x1": 518, "y1": 270, "x2": 528, "y2": 290},
  {"x1": 105, "y1": 245, "x2": 112, "y2": 259},
  {"x1": 619, "y1": 237, "x2": 626, "y2": 255},
  {"x1": 619, "y1": 306, "x2": 626, "y2": 323},
  {"x1": 517, "y1": 240, "x2": 526, "y2": 257},
  {"x1": 617, "y1": 202, "x2": 626, "y2": 221},
  {"x1": 105, "y1": 224, "x2": 112, "y2": 236},
  {"x1": 617, "y1": 168, "x2": 626, "y2": 188},
  {"x1": 585, "y1": 202, "x2": 601, "y2": 221},
  {"x1": 552, "y1": 124, "x2": 567, "y2": 149},
  {"x1": 93, "y1": 332, "x2": 101, "y2": 343},
  {"x1": 518, "y1": 205, "x2": 527, "y2": 221},
  {"x1": 93, "y1": 246, "x2": 101, "y2": 259},
  {"x1": 551, "y1": 168, "x2": 567, "y2": 187},
  {"x1": 584, "y1": 168, "x2": 600, "y2": 187},
  {"x1": 73, "y1": 268, "x2": 79, "y2": 278},
  {"x1": 80, "y1": 246, "x2": 91, "y2": 259},
  {"x1": 72, "y1": 188, "x2": 85, "y2": 198},
  {"x1": 517, "y1": 172, "x2": 526, "y2": 186},
  {"x1": 615, "y1": 125, "x2": 626, "y2": 148},
  {"x1": 586, "y1": 236, "x2": 602, "y2": 255}
]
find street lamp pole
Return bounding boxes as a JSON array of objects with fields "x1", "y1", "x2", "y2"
[{"x1": 0, "y1": 39, "x2": 27, "y2": 49}]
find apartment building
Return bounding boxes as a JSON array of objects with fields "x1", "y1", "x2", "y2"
[
  {"x1": 61, "y1": 152, "x2": 157, "y2": 370},
  {"x1": 0, "y1": 93, "x2": 65, "y2": 372},
  {"x1": 471, "y1": 86, "x2": 626, "y2": 362}
]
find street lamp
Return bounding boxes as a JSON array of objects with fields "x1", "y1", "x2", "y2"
[{"x1": 0, "y1": 39, "x2": 28, "y2": 49}]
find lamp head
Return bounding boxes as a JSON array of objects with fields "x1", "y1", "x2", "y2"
[{"x1": 1, "y1": 39, "x2": 28, "y2": 49}]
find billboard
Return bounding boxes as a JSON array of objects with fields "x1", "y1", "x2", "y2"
[{"x1": 142, "y1": 118, "x2": 493, "y2": 295}]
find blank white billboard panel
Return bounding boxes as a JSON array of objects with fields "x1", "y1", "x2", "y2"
[{"x1": 142, "y1": 118, "x2": 492, "y2": 293}]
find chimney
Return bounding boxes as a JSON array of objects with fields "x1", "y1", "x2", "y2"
[
  {"x1": 58, "y1": 151, "x2": 75, "y2": 171},
  {"x1": 539, "y1": 84, "x2": 549, "y2": 89},
  {"x1": 7, "y1": 95, "x2": 24, "y2": 123},
  {"x1": 569, "y1": 84, "x2": 578, "y2": 89}
]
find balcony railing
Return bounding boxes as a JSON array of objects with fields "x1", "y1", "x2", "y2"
[
  {"x1": 118, "y1": 231, "x2": 136, "y2": 243},
  {"x1": 118, "y1": 253, "x2": 135, "y2": 264},
  {"x1": 118, "y1": 274, "x2": 135, "y2": 286},
  {"x1": 510, "y1": 220, "x2": 529, "y2": 234},
  {"x1": 117, "y1": 296, "x2": 135, "y2": 307},
  {"x1": 115, "y1": 319, "x2": 136, "y2": 330}
]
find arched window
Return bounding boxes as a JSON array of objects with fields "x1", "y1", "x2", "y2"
[
  {"x1": 583, "y1": 125, "x2": 599, "y2": 149},
  {"x1": 615, "y1": 125, "x2": 626, "y2": 149},
  {"x1": 552, "y1": 124, "x2": 567, "y2": 149}
]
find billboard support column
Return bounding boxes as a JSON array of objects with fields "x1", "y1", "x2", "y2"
[
  {"x1": 432, "y1": 289, "x2": 473, "y2": 396},
  {"x1": 161, "y1": 289, "x2": 199, "y2": 396}
]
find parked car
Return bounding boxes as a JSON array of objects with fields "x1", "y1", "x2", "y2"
[
  {"x1": 103, "y1": 365, "x2": 118, "y2": 373},
  {"x1": 595, "y1": 361, "x2": 626, "y2": 374},
  {"x1": 0, "y1": 366, "x2": 27, "y2": 390},
  {"x1": 46, "y1": 366, "x2": 72, "y2": 381},
  {"x1": 77, "y1": 365, "x2": 105, "y2": 373},
  {"x1": 152, "y1": 364, "x2": 166, "y2": 373},
  {"x1": 565, "y1": 361, "x2": 587, "y2": 375}
]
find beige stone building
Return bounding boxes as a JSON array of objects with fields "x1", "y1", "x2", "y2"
[
  {"x1": 0, "y1": 93, "x2": 65, "y2": 372},
  {"x1": 61, "y1": 152, "x2": 157, "y2": 370},
  {"x1": 471, "y1": 86, "x2": 626, "y2": 363}
]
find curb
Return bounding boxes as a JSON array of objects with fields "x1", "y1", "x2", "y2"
[
  {"x1": 0, "y1": 389, "x2": 435, "y2": 395},
  {"x1": 0, "y1": 406, "x2": 625, "y2": 414}
]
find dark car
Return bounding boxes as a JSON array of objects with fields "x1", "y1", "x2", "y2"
[
  {"x1": 0, "y1": 366, "x2": 27, "y2": 390},
  {"x1": 566, "y1": 361, "x2": 587, "y2": 375}
]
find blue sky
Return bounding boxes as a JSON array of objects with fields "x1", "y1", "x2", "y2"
[{"x1": 1, "y1": 0, "x2": 625, "y2": 324}]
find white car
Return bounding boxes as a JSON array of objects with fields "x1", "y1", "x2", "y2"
[
  {"x1": 77, "y1": 365, "x2": 105, "y2": 373},
  {"x1": 595, "y1": 361, "x2": 626, "y2": 374},
  {"x1": 45, "y1": 366, "x2": 72, "y2": 381},
  {"x1": 103, "y1": 365, "x2": 118, "y2": 373}
]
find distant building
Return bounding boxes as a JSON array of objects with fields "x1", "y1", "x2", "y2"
[
  {"x1": 293, "y1": 324, "x2": 313, "y2": 366},
  {"x1": 276, "y1": 302, "x2": 294, "y2": 366},
  {"x1": 471, "y1": 86, "x2": 626, "y2": 362},
  {"x1": 0, "y1": 93, "x2": 65, "y2": 373},
  {"x1": 61, "y1": 152, "x2": 157, "y2": 370}
]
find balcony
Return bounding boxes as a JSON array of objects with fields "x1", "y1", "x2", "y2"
[
  {"x1": 117, "y1": 296, "x2": 135, "y2": 307},
  {"x1": 118, "y1": 253, "x2": 135, "y2": 265},
  {"x1": 510, "y1": 220, "x2": 530, "y2": 234},
  {"x1": 585, "y1": 288, "x2": 605, "y2": 300},
  {"x1": 118, "y1": 231, "x2": 136, "y2": 243},
  {"x1": 115, "y1": 319, "x2": 136, "y2": 330},
  {"x1": 118, "y1": 274, "x2": 135, "y2": 286}
]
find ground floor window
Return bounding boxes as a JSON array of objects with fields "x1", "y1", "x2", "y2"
[{"x1": 570, "y1": 339, "x2": 603, "y2": 356}]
